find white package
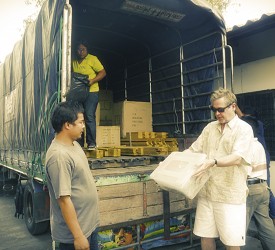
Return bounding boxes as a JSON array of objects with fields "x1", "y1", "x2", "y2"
[{"x1": 150, "y1": 151, "x2": 209, "y2": 199}]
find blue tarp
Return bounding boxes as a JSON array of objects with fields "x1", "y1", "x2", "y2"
[{"x1": 0, "y1": 0, "x2": 65, "y2": 179}]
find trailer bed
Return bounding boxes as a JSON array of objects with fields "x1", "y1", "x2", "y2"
[{"x1": 90, "y1": 159, "x2": 194, "y2": 229}]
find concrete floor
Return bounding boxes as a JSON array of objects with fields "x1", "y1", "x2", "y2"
[
  {"x1": 0, "y1": 191, "x2": 52, "y2": 250},
  {"x1": 151, "y1": 236, "x2": 263, "y2": 250}
]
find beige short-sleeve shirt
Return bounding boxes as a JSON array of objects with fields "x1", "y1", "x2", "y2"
[{"x1": 190, "y1": 115, "x2": 253, "y2": 204}]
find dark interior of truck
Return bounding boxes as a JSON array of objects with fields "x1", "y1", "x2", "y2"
[{"x1": 69, "y1": 0, "x2": 226, "y2": 136}]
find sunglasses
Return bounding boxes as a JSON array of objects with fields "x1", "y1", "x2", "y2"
[{"x1": 210, "y1": 103, "x2": 233, "y2": 113}]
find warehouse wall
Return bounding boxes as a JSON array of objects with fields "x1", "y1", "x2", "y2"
[
  {"x1": 227, "y1": 56, "x2": 275, "y2": 94},
  {"x1": 226, "y1": 56, "x2": 275, "y2": 193}
]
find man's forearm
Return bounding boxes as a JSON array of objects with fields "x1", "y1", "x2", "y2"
[
  {"x1": 188, "y1": 147, "x2": 242, "y2": 167},
  {"x1": 58, "y1": 196, "x2": 84, "y2": 239},
  {"x1": 89, "y1": 69, "x2": 106, "y2": 85},
  {"x1": 214, "y1": 154, "x2": 242, "y2": 167}
]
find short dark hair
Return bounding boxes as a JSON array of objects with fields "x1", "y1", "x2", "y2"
[
  {"x1": 75, "y1": 39, "x2": 89, "y2": 51},
  {"x1": 242, "y1": 106, "x2": 258, "y2": 119},
  {"x1": 51, "y1": 101, "x2": 84, "y2": 133},
  {"x1": 240, "y1": 115, "x2": 259, "y2": 138}
]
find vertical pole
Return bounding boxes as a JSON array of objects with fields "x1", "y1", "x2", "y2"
[
  {"x1": 180, "y1": 46, "x2": 185, "y2": 134},
  {"x1": 162, "y1": 190, "x2": 170, "y2": 239},
  {"x1": 221, "y1": 34, "x2": 227, "y2": 89}
]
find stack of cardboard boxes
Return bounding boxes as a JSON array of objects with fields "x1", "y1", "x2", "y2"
[
  {"x1": 96, "y1": 90, "x2": 152, "y2": 148},
  {"x1": 87, "y1": 90, "x2": 178, "y2": 158}
]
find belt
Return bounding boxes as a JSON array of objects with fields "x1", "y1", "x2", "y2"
[{"x1": 247, "y1": 178, "x2": 266, "y2": 185}]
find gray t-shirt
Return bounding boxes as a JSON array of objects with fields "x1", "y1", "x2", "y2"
[{"x1": 45, "y1": 139, "x2": 99, "y2": 243}]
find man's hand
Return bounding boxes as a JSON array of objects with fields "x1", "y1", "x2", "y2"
[
  {"x1": 88, "y1": 78, "x2": 95, "y2": 86},
  {"x1": 193, "y1": 159, "x2": 215, "y2": 177},
  {"x1": 88, "y1": 69, "x2": 106, "y2": 86},
  {"x1": 74, "y1": 235, "x2": 90, "y2": 250},
  {"x1": 58, "y1": 196, "x2": 89, "y2": 250}
]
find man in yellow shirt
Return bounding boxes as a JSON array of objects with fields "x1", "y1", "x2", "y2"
[{"x1": 72, "y1": 40, "x2": 106, "y2": 149}]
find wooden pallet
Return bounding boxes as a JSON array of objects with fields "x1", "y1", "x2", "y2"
[
  {"x1": 125, "y1": 131, "x2": 168, "y2": 139},
  {"x1": 84, "y1": 149, "x2": 104, "y2": 159},
  {"x1": 164, "y1": 138, "x2": 179, "y2": 152},
  {"x1": 121, "y1": 137, "x2": 179, "y2": 152},
  {"x1": 117, "y1": 146, "x2": 169, "y2": 156},
  {"x1": 121, "y1": 138, "x2": 154, "y2": 146},
  {"x1": 97, "y1": 147, "x2": 121, "y2": 157}
]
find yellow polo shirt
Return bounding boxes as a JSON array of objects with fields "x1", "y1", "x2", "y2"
[{"x1": 72, "y1": 54, "x2": 104, "y2": 92}]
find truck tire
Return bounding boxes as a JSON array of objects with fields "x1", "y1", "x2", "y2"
[{"x1": 23, "y1": 183, "x2": 49, "y2": 235}]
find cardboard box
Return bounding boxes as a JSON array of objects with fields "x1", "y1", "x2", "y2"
[
  {"x1": 150, "y1": 151, "x2": 209, "y2": 199},
  {"x1": 113, "y1": 101, "x2": 152, "y2": 138},
  {"x1": 96, "y1": 126, "x2": 120, "y2": 147}
]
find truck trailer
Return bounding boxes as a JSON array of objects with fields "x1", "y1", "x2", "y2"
[{"x1": 0, "y1": 0, "x2": 231, "y2": 249}]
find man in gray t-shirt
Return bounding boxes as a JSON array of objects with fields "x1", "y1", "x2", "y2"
[{"x1": 45, "y1": 101, "x2": 99, "y2": 250}]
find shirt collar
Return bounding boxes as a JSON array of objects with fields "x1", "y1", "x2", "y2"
[
  {"x1": 227, "y1": 114, "x2": 239, "y2": 129},
  {"x1": 215, "y1": 114, "x2": 239, "y2": 131}
]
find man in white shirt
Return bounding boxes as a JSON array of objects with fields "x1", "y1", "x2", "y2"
[
  {"x1": 189, "y1": 88, "x2": 253, "y2": 250},
  {"x1": 241, "y1": 115, "x2": 275, "y2": 250}
]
